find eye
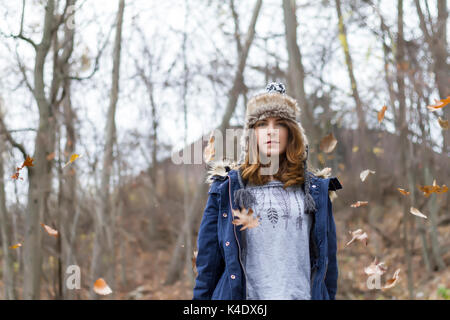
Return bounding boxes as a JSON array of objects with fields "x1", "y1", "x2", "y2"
[{"x1": 256, "y1": 122, "x2": 267, "y2": 127}]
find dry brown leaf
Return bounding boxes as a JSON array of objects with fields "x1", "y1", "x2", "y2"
[
  {"x1": 93, "y1": 278, "x2": 112, "y2": 295},
  {"x1": 204, "y1": 132, "x2": 215, "y2": 163},
  {"x1": 364, "y1": 257, "x2": 387, "y2": 276},
  {"x1": 378, "y1": 105, "x2": 387, "y2": 123},
  {"x1": 231, "y1": 207, "x2": 260, "y2": 231},
  {"x1": 360, "y1": 169, "x2": 375, "y2": 182},
  {"x1": 41, "y1": 223, "x2": 59, "y2": 237},
  {"x1": 417, "y1": 180, "x2": 448, "y2": 197},
  {"x1": 350, "y1": 201, "x2": 368, "y2": 208},
  {"x1": 346, "y1": 229, "x2": 368, "y2": 246},
  {"x1": 319, "y1": 133, "x2": 338, "y2": 153},
  {"x1": 397, "y1": 188, "x2": 410, "y2": 196},
  {"x1": 381, "y1": 268, "x2": 401, "y2": 290},
  {"x1": 410, "y1": 207, "x2": 427, "y2": 219},
  {"x1": 192, "y1": 250, "x2": 198, "y2": 276},
  {"x1": 438, "y1": 117, "x2": 448, "y2": 130}
]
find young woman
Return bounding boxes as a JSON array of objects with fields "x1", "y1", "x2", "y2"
[{"x1": 193, "y1": 82, "x2": 342, "y2": 300}]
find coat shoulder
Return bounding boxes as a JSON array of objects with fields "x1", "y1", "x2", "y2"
[{"x1": 205, "y1": 158, "x2": 240, "y2": 185}]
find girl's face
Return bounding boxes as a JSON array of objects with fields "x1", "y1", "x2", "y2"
[{"x1": 254, "y1": 117, "x2": 289, "y2": 157}]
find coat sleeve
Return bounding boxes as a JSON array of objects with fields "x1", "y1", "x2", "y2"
[
  {"x1": 324, "y1": 177, "x2": 341, "y2": 300},
  {"x1": 192, "y1": 181, "x2": 224, "y2": 300}
]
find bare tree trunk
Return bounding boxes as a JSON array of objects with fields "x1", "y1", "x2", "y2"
[
  {"x1": 283, "y1": 0, "x2": 321, "y2": 145},
  {"x1": 334, "y1": 0, "x2": 369, "y2": 165},
  {"x1": 424, "y1": 165, "x2": 446, "y2": 271},
  {"x1": 90, "y1": 0, "x2": 125, "y2": 299},
  {"x1": 396, "y1": 0, "x2": 414, "y2": 299},
  {"x1": 0, "y1": 135, "x2": 16, "y2": 299},
  {"x1": 23, "y1": 0, "x2": 57, "y2": 300}
]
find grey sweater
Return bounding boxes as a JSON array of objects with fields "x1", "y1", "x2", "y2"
[{"x1": 241, "y1": 179, "x2": 312, "y2": 300}]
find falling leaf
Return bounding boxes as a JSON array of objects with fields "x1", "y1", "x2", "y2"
[
  {"x1": 426, "y1": 96, "x2": 450, "y2": 111},
  {"x1": 360, "y1": 169, "x2": 376, "y2": 182},
  {"x1": 350, "y1": 201, "x2": 368, "y2": 208},
  {"x1": 46, "y1": 152, "x2": 56, "y2": 161},
  {"x1": 397, "y1": 188, "x2": 410, "y2": 196},
  {"x1": 22, "y1": 156, "x2": 34, "y2": 168},
  {"x1": 9, "y1": 243, "x2": 22, "y2": 249},
  {"x1": 346, "y1": 229, "x2": 368, "y2": 246},
  {"x1": 41, "y1": 223, "x2": 59, "y2": 237},
  {"x1": 352, "y1": 146, "x2": 359, "y2": 153},
  {"x1": 93, "y1": 278, "x2": 112, "y2": 295},
  {"x1": 372, "y1": 147, "x2": 384, "y2": 156},
  {"x1": 382, "y1": 268, "x2": 401, "y2": 290},
  {"x1": 438, "y1": 117, "x2": 448, "y2": 130},
  {"x1": 231, "y1": 207, "x2": 260, "y2": 231},
  {"x1": 378, "y1": 105, "x2": 387, "y2": 123},
  {"x1": 63, "y1": 154, "x2": 82, "y2": 168},
  {"x1": 364, "y1": 257, "x2": 387, "y2": 276},
  {"x1": 417, "y1": 180, "x2": 448, "y2": 197},
  {"x1": 320, "y1": 133, "x2": 338, "y2": 153},
  {"x1": 204, "y1": 132, "x2": 215, "y2": 163},
  {"x1": 410, "y1": 207, "x2": 427, "y2": 219},
  {"x1": 11, "y1": 172, "x2": 22, "y2": 180},
  {"x1": 192, "y1": 250, "x2": 198, "y2": 276}
]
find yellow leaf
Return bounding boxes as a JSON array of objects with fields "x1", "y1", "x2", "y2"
[
  {"x1": 372, "y1": 147, "x2": 384, "y2": 156},
  {"x1": 9, "y1": 243, "x2": 22, "y2": 249}
]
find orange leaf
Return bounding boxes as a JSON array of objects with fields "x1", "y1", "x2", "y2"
[
  {"x1": 426, "y1": 96, "x2": 450, "y2": 111},
  {"x1": 378, "y1": 105, "x2": 387, "y2": 123},
  {"x1": 397, "y1": 188, "x2": 410, "y2": 196},
  {"x1": 41, "y1": 223, "x2": 59, "y2": 237},
  {"x1": 21, "y1": 156, "x2": 34, "y2": 168},
  {"x1": 350, "y1": 201, "x2": 368, "y2": 208},
  {"x1": 93, "y1": 278, "x2": 112, "y2": 295}
]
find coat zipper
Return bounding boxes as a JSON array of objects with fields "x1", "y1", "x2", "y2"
[{"x1": 228, "y1": 175, "x2": 248, "y2": 300}]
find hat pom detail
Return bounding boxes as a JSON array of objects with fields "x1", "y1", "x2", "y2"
[{"x1": 265, "y1": 82, "x2": 286, "y2": 94}]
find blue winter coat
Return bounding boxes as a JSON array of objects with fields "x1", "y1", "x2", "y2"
[{"x1": 192, "y1": 166, "x2": 342, "y2": 300}]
